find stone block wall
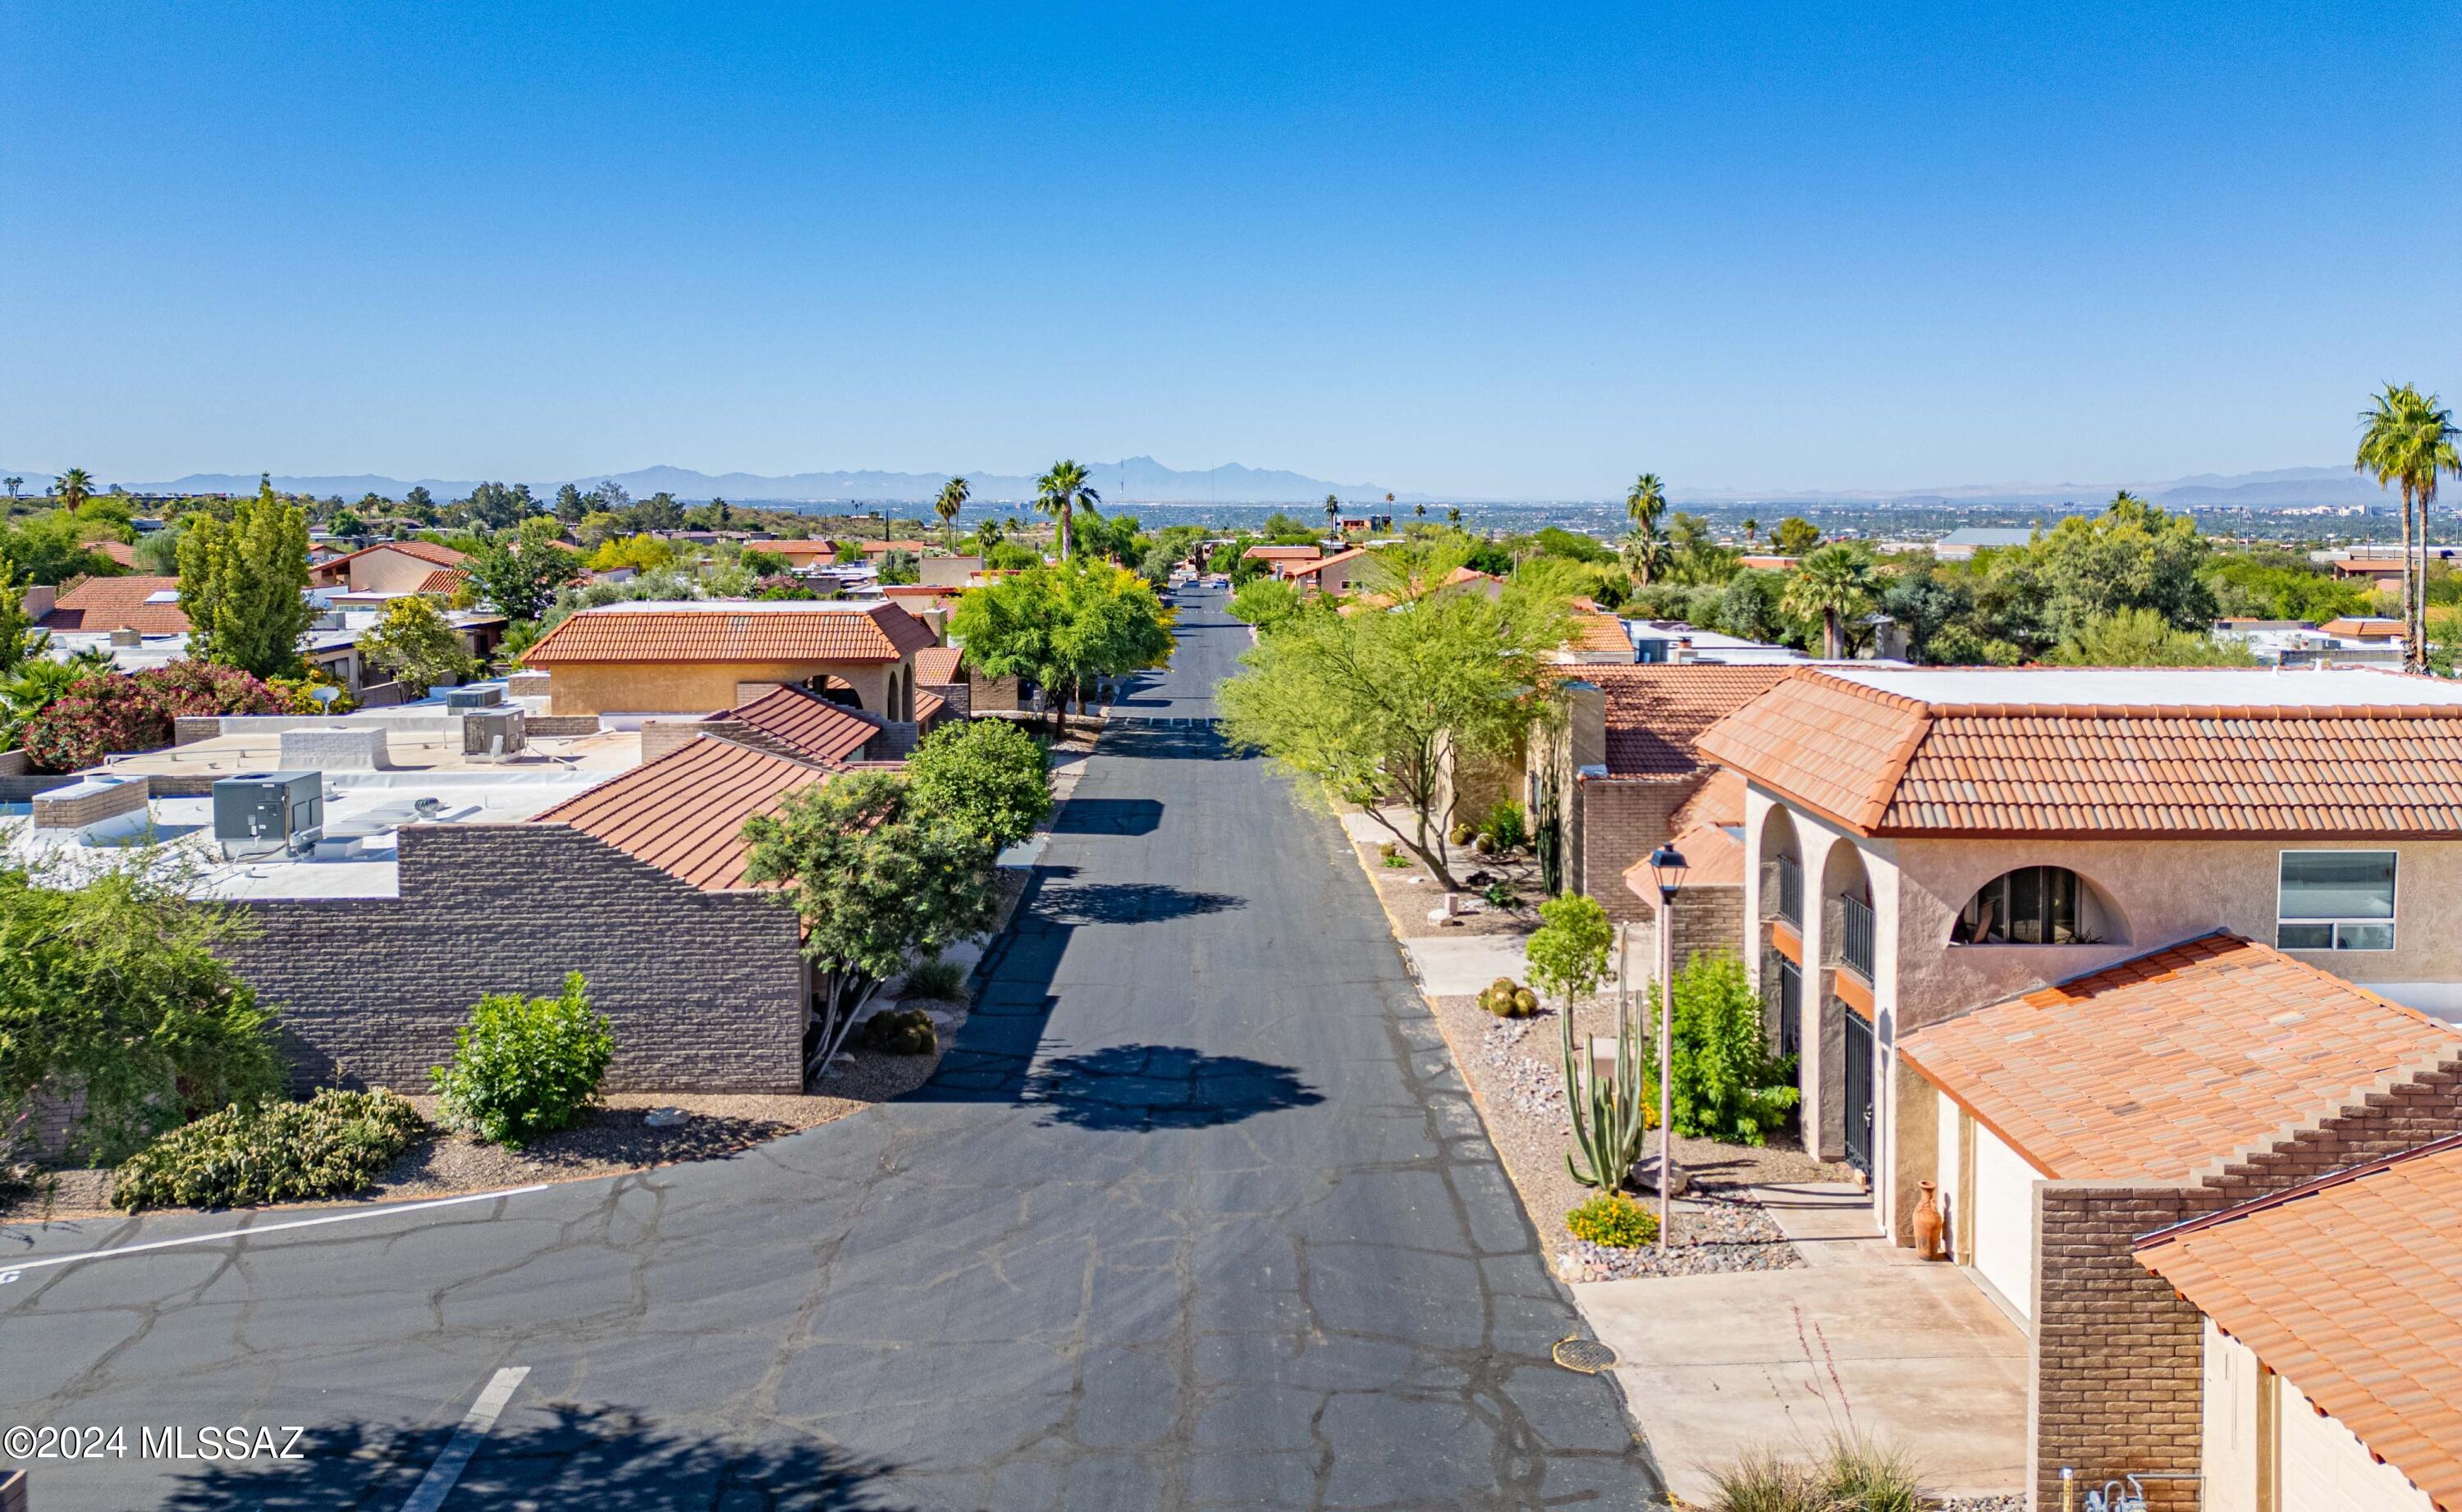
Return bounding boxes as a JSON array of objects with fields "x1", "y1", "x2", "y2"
[
  {"x1": 921, "y1": 678, "x2": 971, "y2": 722},
  {"x1": 1576, "y1": 776, "x2": 1703, "y2": 921},
  {"x1": 219, "y1": 824, "x2": 808, "y2": 1094}
]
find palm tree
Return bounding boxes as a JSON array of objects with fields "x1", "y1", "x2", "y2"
[
  {"x1": 1446, "y1": 506, "x2": 1463, "y2": 528},
  {"x1": 1414, "y1": 501, "x2": 1426, "y2": 523},
  {"x1": 1325, "y1": 494, "x2": 1341, "y2": 532},
  {"x1": 3, "y1": 477, "x2": 20, "y2": 501},
  {"x1": 1625, "y1": 473, "x2": 1667, "y2": 537},
  {"x1": 1622, "y1": 528, "x2": 1673, "y2": 587},
  {"x1": 1036, "y1": 459, "x2": 1101, "y2": 562},
  {"x1": 934, "y1": 476, "x2": 971, "y2": 550},
  {"x1": 972, "y1": 515, "x2": 1006, "y2": 555},
  {"x1": 1781, "y1": 543, "x2": 1880, "y2": 659},
  {"x1": 1741, "y1": 516, "x2": 1760, "y2": 546},
  {"x1": 53, "y1": 468, "x2": 93, "y2": 511},
  {"x1": 2358, "y1": 386, "x2": 2461, "y2": 673}
]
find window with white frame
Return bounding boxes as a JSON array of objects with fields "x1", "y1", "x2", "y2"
[{"x1": 2277, "y1": 851, "x2": 2396, "y2": 951}]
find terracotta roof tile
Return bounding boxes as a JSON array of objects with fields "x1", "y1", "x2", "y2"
[
  {"x1": 1563, "y1": 612, "x2": 1636, "y2": 660},
  {"x1": 312, "y1": 540, "x2": 469, "y2": 578},
  {"x1": 1899, "y1": 933, "x2": 2458, "y2": 1182},
  {"x1": 94, "y1": 541, "x2": 136, "y2": 567},
  {"x1": 414, "y1": 567, "x2": 467, "y2": 595},
  {"x1": 717, "y1": 686, "x2": 881, "y2": 765},
  {"x1": 915, "y1": 646, "x2": 964, "y2": 685},
  {"x1": 1283, "y1": 547, "x2": 1368, "y2": 578},
  {"x1": 1242, "y1": 544, "x2": 1321, "y2": 562},
  {"x1": 532, "y1": 735, "x2": 828, "y2": 890},
  {"x1": 37, "y1": 574, "x2": 188, "y2": 633},
  {"x1": 913, "y1": 687, "x2": 947, "y2": 724},
  {"x1": 1697, "y1": 667, "x2": 2462, "y2": 835},
  {"x1": 519, "y1": 601, "x2": 939, "y2": 665},
  {"x1": 2137, "y1": 1139, "x2": 2462, "y2": 1512},
  {"x1": 1565, "y1": 665, "x2": 1796, "y2": 778}
]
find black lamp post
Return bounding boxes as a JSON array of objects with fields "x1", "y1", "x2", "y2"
[{"x1": 1645, "y1": 842, "x2": 1690, "y2": 1250}]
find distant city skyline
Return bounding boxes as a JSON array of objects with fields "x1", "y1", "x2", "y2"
[{"x1": 3, "y1": 3, "x2": 2455, "y2": 496}]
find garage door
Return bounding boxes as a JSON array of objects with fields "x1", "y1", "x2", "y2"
[{"x1": 1968, "y1": 1124, "x2": 2038, "y2": 1322}]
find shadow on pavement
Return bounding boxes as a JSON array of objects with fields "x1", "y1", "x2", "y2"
[
  {"x1": 1022, "y1": 1044, "x2": 1325, "y2": 1131},
  {"x1": 155, "y1": 1404, "x2": 899, "y2": 1512},
  {"x1": 1048, "y1": 797, "x2": 1165, "y2": 835},
  {"x1": 1032, "y1": 879, "x2": 1243, "y2": 925}
]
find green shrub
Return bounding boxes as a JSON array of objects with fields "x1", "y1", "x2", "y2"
[
  {"x1": 858, "y1": 1007, "x2": 937, "y2": 1056},
  {"x1": 1481, "y1": 881, "x2": 1518, "y2": 910},
  {"x1": 1642, "y1": 952, "x2": 1801, "y2": 1144},
  {"x1": 1705, "y1": 1447, "x2": 1817, "y2": 1512},
  {"x1": 1480, "y1": 799, "x2": 1528, "y2": 852},
  {"x1": 1566, "y1": 1192, "x2": 1659, "y2": 1248},
  {"x1": 428, "y1": 972, "x2": 612, "y2": 1148},
  {"x1": 112, "y1": 1089, "x2": 426, "y2": 1211},
  {"x1": 904, "y1": 957, "x2": 969, "y2": 1003}
]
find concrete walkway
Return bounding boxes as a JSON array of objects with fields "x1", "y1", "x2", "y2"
[{"x1": 1571, "y1": 1189, "x2": 2027, "y2": 1505}]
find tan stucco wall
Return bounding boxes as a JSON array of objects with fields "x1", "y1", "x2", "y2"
[
  {"x1": 353, "y1": 550, "x2": 451, "y2": 592},
  {"x1": 545, "y1": 659, "x2": 900, "y2": 717}
]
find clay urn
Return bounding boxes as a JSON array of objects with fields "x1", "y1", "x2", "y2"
[{"x1": 1911, "y1": 1179, "x2": 1946, "y2": 1262}]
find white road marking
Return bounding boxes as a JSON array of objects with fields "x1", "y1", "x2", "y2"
[
  {"x1": 401, "y1": 1366, "x2": 530, "y2": 1512},
  {"x1": 0, "y1": 1185, "x2": 550, "y2": 1282}
]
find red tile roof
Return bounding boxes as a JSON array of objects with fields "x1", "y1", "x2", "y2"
[
  {"x1": 37, "y1": 574, "x2": 188, "y2": 633},
  {"x1": 94, "y1": 540, "x2": 137, "y2": 567},
  {"x1": 1284, "y1": 547, "x2": 1368, "y2": 579},
  {"x1": 915, "y1": 646, "x2": 964, "y2": 685},
  {"x1": 310, "y1": 540, "x2": 469, "y2": 578},
  {"x1": 1696, "y1": 667, "x2": 2462, "y2": 836},
  {"x1": 414, "y1": 567, "x2": 467, "y2": 595},
  {"x1": 1242, "y1": 544, "x2": 1321, "y2": 562},
  {"x1": 1567, "y1": 665, "x2": 1796, "y2": 778},
  {"x1": 913, "y1": 687, "x2": 947, "y2": 724},
  {"x1": 719, "y1": 686, "x2": 880, "y2": 765},
  {"x1": 1563, "y1": 612, "x2": 1636, "y2": 660},
  {"x1": 533, "y1": 735, "x2": 829, "y2": 890},
  {"x1": 2135, "y1": 1138, "x2": 2462, "y2": 1512},
  {"x1": 1899, "y1": 933, "x2": 2458, "y2": 1183},
  {"x1": 519, "y1": 601, "x2": 939, "y2": 665}
]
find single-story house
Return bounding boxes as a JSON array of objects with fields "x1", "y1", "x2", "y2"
[
  {"x1": 2135, "y1": 1135, "x2": 2462, "y2": 1512},
  {"x1": 1897, "y1": 932, "x2": 2462, "y2": 1510},
  {"x1": 34, "y1": 574, "x2": 189, "y2": 635},
  {"x1": 309, "y1": 540, "x2": 469, "y2": 594},
  {"x1": 1278, "y1": 548, "x2": 1373, "y2": 595},
  {"x1": 517, "y1": 599, "x2": 939, "y2": 719}
]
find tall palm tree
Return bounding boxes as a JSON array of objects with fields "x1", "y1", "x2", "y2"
[
  {"x1": 1446, "y1": 506, "x2": 1463, "y2": 528},
  {"x1": 1413, "y1": 501, "x2": 1426, "y2": 523},
  {"x1": 1325, "y1": 494, "x2": 1341, "y2": 532},
  {"x1": 934, "y1": 476, "x2": 971, "y2": 550},
  {"x1": 1741, "y1": 516, "x2": 1760, "y2": 546},
  {"x1": 2358, "y1": 385, "x2": 2460, "y2": 673},
  {"x1": 1625, "y1": 473, "x2": 1667, "y2": 537},
  {"x1": 1036, "y1": 459, "x2": 1101, "y2": 562},
  {"x1": 1622, "y1": 528, "x2": 1673, "y2": 587},
  {"x1": 3, "y1": 477, "x2": 21, "y2": 501},
  {"x1": 1781, "y1": 543, "x2": 1879, "y2": 659},
  {"x1": 54, "y1": 468, "x2": 93, "y2": 511}
]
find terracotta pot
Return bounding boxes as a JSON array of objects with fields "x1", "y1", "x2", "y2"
[{"x1": 1911, "y1": 1179, "x2": 1945, "y2": 1262}]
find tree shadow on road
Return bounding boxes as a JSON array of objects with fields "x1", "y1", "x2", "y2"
[
  {"x1": 154, "y1": 1403, "x2": 903, "y2": 1512},
  {"x1": 1022, "y1": 1044, "x2": 1325, "y2": 1132},
  {"x1": 1032, "y1": 879, "x2": 1244, "y2": 925},
  {"x1": 1048, "y1": 797, "x2": 1165, "y2": 835}
]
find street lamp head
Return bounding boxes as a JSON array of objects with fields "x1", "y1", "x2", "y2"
[{"x1": 1646, "y1": 843, "x2": 1689, "y2": 906}]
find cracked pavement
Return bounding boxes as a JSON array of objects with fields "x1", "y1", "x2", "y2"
[{"x1": 0, "y1": 586, "x2": 1663, "y2": 1510}]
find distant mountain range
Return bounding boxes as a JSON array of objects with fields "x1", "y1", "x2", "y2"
[{"x1": 0, "y1": 459, "x2": 2396, "y2": 509}]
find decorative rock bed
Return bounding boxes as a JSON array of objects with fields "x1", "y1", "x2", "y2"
[{"x1": 1557, "y1": 1185, "x2": 1801, "y2": 1281}]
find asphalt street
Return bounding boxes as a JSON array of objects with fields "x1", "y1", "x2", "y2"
[{"x1": 0, "y1": 585, "x2": 1662, "y2": 1510}]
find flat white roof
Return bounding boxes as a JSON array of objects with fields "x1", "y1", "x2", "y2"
[{"x1": 1823, "y1": 665, "x2": 2462, "y2": 709}]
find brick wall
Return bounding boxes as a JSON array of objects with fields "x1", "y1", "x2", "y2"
[
  {"x1": 922, "y1": 678, "x2": 971, "y2": 721},
  {"x1": 1576, "y1": 776, "x2": 1702, "y2": 921},
  {"x1": 219, "y1": 824, "x2": 808, "y2": 1094},
  {"x1": 2030, "y1": 1056, "x2": 2462, "y2": 1510}
]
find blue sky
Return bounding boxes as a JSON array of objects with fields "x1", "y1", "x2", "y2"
[{"x1": 4, "y1": 2, "x2": 2456, "y2": 498}]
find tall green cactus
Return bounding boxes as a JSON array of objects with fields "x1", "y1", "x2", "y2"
[{"x1": 1562, "y1": 1003, "x2": 1650, "y2": 1190}]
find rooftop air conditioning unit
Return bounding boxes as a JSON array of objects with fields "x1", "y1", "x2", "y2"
[
  {"x1": 464, "y1": 707, "x2": 526, "y2": 760},
  {"x1": 443, "y1": 685, "x2": 503, "y2": 710},
  {"x1": 213, "y1": 771, "x2": 325, "y2": 861}
]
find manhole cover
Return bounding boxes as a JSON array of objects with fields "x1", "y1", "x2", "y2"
[{"x1": 1552, "y1": 1337, "x2": 1618, "y2": 1374}]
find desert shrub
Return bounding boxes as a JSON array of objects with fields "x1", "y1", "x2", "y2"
[
  {"x1": 904, "y1": 957, "x2": 969, "y2": 1003},
  {"x1": 1446, "y1": 821, "x2": 1475, "y2": 847},
  {"x1": 1480, "y1": 799, "x2": 1528, "y2": 852},
  {"x1": 1477, "y1": 977, "x2": 1540, "y2": 1017},
  {"x1": 1705, "y1": 1447, "x2": 1817, "y2": 1512},
  {"x1": 1810, "y1": 1432, "x2": 1920, "y2": 1512},
  {"x1": 1481, "y1": 881, "x2": 1518, "y2": 910},
  {"x1": 112, "y1": 1089, "x2": 426, "y2": 1211},
  {"x1": 428, "y1": 972, "x2": 612, "y2": 1148},
  {"x1": 1643, "y1": 952, "x2": 1801, "y2": 1144},
  {"x1": 858, "y1": 1007, "x2": 937, "y2": 1056},
  {"x1": 1566, "y1": 1191, "x2": 1659, "y2": 1248}
]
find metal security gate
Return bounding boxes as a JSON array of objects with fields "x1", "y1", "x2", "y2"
[
  {"x1": 1842, "y1": 1007, "x2": 1874, "y2": 1175},
  {"x1": 1774, "y1": 960, "x2": 1801, "y2": 1059}
]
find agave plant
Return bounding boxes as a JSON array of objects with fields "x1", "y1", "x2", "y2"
[{"x1": 1561, "y1": 1000, "x2": 1651, "y2": 1189}]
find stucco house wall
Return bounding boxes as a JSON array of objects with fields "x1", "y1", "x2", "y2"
[{"x1": 546, "y1": 659, "x2": 903, "y2": 719}]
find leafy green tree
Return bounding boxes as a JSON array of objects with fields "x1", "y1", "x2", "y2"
[
  {"x1": 0, "y1": 551, "x2": 30, "y2": 674},
  {"x1": 0, "y1": 509, "x2": 123, "y2": 585},
  {"x1": 1526, "y1": 892, "x2": 1613, "y2": 1012},
  {"x1": 2202, "y1": 550, "x2": 2370, "y2": 623},
  {"x1": 2029, "y1": 491, "x2": 2215, "y2": 642},
  {"x1": 401, "y1": 484, "x2": 436, "y2": 521},
  {"x1": 904, "y1": 718, "x2": 1051, "y2": 850},
  {"x1": 177, "y1": 478, "x2": 313, "y2": 677},
  {"x1": 358, "y1": 594, "x2": 476, "y2": 696},
  {"x1": 934, "y1": 476, "x2": 971, "y2": 549},
  {"x1": 464, "y1": 527, "x2": 581, "y2": 623},
  {"x1": 1645, "y1": 952, "x2": 1799, "y2": 1144},
  {"x1": 1227, "y1": 576, "x2": 1306, "y2": 632},
  {"x1": 461, "y1": 481, "x2": 536, "y2": 531},
  {"x1": 950, "y1": 560, "x2": 1174, "y2": 719},
  {"x1": 554, "y1": 482, "x2": 590, "y2": 523},
  {"x1": 629, "y1": 491, "x2": 684, "y2": 532},
  {"x1": 1035, "y1": 460, "x2": 1102, "y2": 562},
  {"x1": 1220, "y1": 572, "x2": 1568, "y2": 888},
  {"x1": 2052, "y1": 607, "x2": 2256, "y2": 667},
  {"x1": 0, "y1": 859, "x2": 286, "y2": 1163},
  {"x1": 1780, "y1": 542, "x2": 1879, "y2": 658},
  {"x1": 743, "y1": 769, "x2": 1002, "y2": 1065},
  {"x1": 877, "y1": 548, "x2": 921, "y2": 585},
  {"x1": 1772, "y1": 516, "x2": 1821, "y2": 555}
]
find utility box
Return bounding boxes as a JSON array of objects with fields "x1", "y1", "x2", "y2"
[
  {"x1": 463, "y1": 707, "x2": 526, "y2": 759},
  {"x1": 443, "y1": 684, "x2": 503, "y2": 710},
  {"x1": 213, "y1": 771, "x2": 325, "y2": 861}
]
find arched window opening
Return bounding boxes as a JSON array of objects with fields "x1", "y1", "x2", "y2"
[{"x1": 1954, "y1": 866, "x2": 2087, "y2": 945}]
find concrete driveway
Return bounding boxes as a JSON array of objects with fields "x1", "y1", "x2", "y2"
[{"x1": 1, "y1": 585, "x2": 1659, "y2": 1511}]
